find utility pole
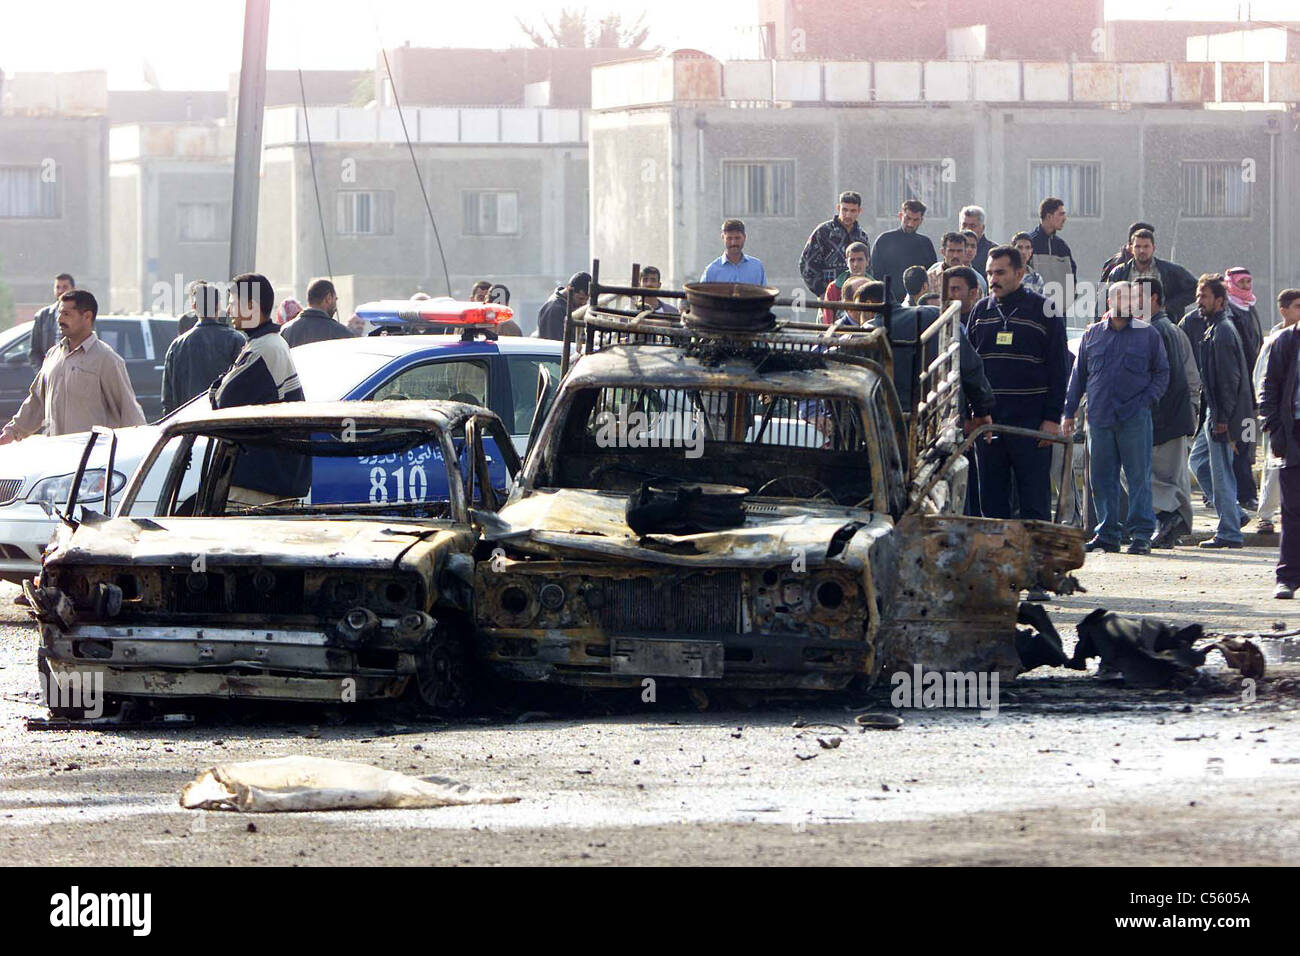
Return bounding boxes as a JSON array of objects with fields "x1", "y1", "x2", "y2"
[{"x1": 228, "y1": 0, "x2": 271, "y2": 277}]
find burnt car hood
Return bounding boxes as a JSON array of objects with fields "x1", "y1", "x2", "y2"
[
  {"x1": 480, "y1": 488, "x2": 891, "y2": 569},
  {"x1": 46, "y1": 515, "x2": 464, "y2": 570}
]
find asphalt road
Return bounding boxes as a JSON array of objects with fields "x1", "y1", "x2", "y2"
[{"x1": 2, "y1": 512, "x2": 1298, "y2": 866}]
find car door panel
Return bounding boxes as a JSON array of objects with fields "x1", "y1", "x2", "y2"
[{"x1": 309, "y1": 351, "x2": 505, "y2": 504}]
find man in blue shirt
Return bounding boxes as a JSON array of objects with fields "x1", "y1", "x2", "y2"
[
  {"x1": 701, "y1": 219, "x2": 767, "y2": 285},
  {"x1": 1062, "y1": 281, "x2": 1170, "y2": 555}
]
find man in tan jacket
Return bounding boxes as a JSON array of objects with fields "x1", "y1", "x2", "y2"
[{"x1": 1, "y1": 290, "x2": 145, "y2": 443}]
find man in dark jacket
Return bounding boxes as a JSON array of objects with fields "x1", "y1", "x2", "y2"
[
  {"x1": 281, "y1": 279, "x2": 353, "y2": 348},
  {"x1": 161, "y1": 280, "x2": 245, "y2": 414},
  {"x1": 870, "y1": 200, "x2": 936, "y2": 303},
  {"x1": 1027, "y1": 198, "x2": 1077, "y2": 316},
  {"x1": 1104, "y1": 229, "x2": 1198, "y2": 325},
  {"x1": 28, "y1": 273, "x2": 75, "y2": 367},
  {"x1": 967, "y1": 245, "x2": 1071, "y2": 521},
  {"x1": 1062, "y1": 281, "x2": 1169, "y2": 554},
  {"x1": 1098, "y1": 221, "x2": 1155, "y2": 284},
  {"x1": 537, "y1": 272, "x2": 590, "y2": 340},
  {"x1": 210, "y1": 273, "x2": 310, "y2": 508},
  {"x1": 1225, "y1": 267, "x2": 1264, "y2": 510},
  {"x1": 798, "y1": 190, "x2": 868, "y2": 296},
  {"x1": 1259, "y1": 289, "x2": 1300, "y2": 597},
  {"x1": 1188, "y1": 275, "x2": 1254, "y2": 548},
  {"x1": 1135, "y1": 277, "x2": 1200, "y2": 548}
]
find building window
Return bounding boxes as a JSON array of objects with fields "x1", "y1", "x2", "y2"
[
  {"x1": 0, "y1": 165, "x2": 60, "y2": 218},
  {"x1": 462, "y1": 190, "x2": 520, "y2": 236},
  {"x1": 177, "y1": 202, "x2": 230, "y2": 242},
  {"x1": 875, "y1": 161, "x2": 951, "y2": 219},
  {"x1": 1030, "y1": 162, "x2": 1101, "y2": 219},
  {"x1": 337, "y1": 190, "x2": 395, "y2": 235},
  {"x1": 722, "y1": 160, "x2": 794, "y2": 218},
  {"x1": 1180, "y1": 161, "x2": 1251, "y2": 218}
]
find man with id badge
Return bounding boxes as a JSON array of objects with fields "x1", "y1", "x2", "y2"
[{"x1": 966, "y1": 245, "x2": 1071, "y2": 521}]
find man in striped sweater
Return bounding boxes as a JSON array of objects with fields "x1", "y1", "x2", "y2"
[{"x1": 966, "y1": 245, "x2": 1071, "y2": 521}]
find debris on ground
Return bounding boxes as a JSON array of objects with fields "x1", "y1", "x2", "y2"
[
  {"x1": 817, "y1": 736, "x2": 842, "y2": 749},
  {"x1": 1068, "y1": 608, "x2": 1265, "y2": 687},
  {"x1": 1015, "y1": 603, "x2": 1071, "y2": 669},
  {"x1": 855, "y1": 713, "x2": 904, "y2": 731},
  {"x1": 1210, "y1": 637, "x2": 1267, "y2": 679},
  {"x1": 179, "y1": 755, "x2": 521, "y2": 812}
]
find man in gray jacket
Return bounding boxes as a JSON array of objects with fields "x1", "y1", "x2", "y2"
[
  {"x1": 161, "y1": 280, "x2": 245, "y2": 413},
  {"x1": 1135, "y1": 277, "x2": 1200, "y2": 548},
  {"x1": 1189, "y1": 274, "x2": 1255, "y2": 548},
  {"x1": 281, "y1": 278, "x2": 353, "y2": 348}
]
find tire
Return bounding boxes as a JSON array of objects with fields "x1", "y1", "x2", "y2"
[{"x1": 411, "y1": 630, "x2": 472, "y2": 716}]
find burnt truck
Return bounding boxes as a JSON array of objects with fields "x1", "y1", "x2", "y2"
[
  {"x1": 473, "y1": 270, "x2": 1085, "y2": 691},
  {"x1": 28, "y1": 401, "x2": 518, "y2": 717}
]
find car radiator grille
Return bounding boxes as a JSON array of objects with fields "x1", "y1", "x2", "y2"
[
  {"x1": 167, "y1": 569, "x2": 307, "y2": 616},
  {"x1": 0, "y1": 479, "x2": 23, "y2": 505},
  {"x1": 598, "y1": 572, "x2": 742, "y2": 634}
]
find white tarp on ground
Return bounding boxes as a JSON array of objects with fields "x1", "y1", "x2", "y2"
[{"x1": 179, "y1": 755, "x2": 521, "y2": 812}]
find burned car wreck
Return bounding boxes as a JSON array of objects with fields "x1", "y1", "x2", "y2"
[
  {"x1": 28, "y1": 401, "x2": 518, "y2": 716},
  {"x1": 473, "y1": 269, "x2": 1085, "y2": 691}
]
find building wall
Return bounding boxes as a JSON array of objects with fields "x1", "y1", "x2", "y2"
[
  {"x1": 257, "y1": 141, "x2": 590, "y2": 332},
  {"x1": 589, "y1": 109, "x2": 673, "y2": 285},
  {"x1": 108, "y1": 166, "x2": 140, "y2": 311},
  {"x1": 0, "y1": 115, "x2": 108, "y2": 320}
]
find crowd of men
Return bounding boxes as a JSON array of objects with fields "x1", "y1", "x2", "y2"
[{"x1": 790, "y1": 190, "x2": 1298, "y2": 596}]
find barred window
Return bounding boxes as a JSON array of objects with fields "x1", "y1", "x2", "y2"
[
  {"x1": 1180, "y1": 161, "x2": 1251, "y2": 218},
  {"x1": 337, "y1": 190, "x2": 395, "y2": 235},
  {"x1": 462, "y1": 190, "x2": 520, "y2": 236},
  {"x1": 1030, "y1": 162, "x2": 1101, "y2": 219},
  {"x1": 722, "y1": 160, "x2": 795, "y2": 217},
  {"x1": 177, "y1": 202, "x2": 230, "y2": 242},
  {"x1": 875, "y1": 160, "x2": 951, "y2": 219},
  {"x1": 0, "y1": 165, "x2": 60, "y2": 218}
]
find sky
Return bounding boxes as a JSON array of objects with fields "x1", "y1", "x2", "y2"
[{"x1": 0, "y1": 0, "x2": 1296, "y2": 92}]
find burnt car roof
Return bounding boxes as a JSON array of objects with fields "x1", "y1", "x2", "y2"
[
  {"x1": 564, "y1": 345, "x2": 889, "y2": 398},
  {"x1": 157, "y1": 400, "x2": 496, "y2": 438}
]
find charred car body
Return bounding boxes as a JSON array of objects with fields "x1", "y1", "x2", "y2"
[
  {"x1": 29, "y1": 401, "x2": 518, "y2": 716},
  {"x1": 474, "y1": 268, "x2": 1085, "y2": 691}
]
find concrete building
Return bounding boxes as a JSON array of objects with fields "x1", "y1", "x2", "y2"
[
  {"x1": 0, "y1": 71, "x2": 110, "y2": 322},
  {"x1": 109, "y1": 123, "x2": 235, "y2": 313},
  {"x1": 256, "y1": 104, "x2": 589, "y2": 330},
  {"x1": 590, "y1": 53, "x2": 1300, "y2": 323}
]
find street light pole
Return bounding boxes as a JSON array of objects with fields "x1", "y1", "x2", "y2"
[{"x1": 228, "y1": 0, "x2": 271, "y2": 278}]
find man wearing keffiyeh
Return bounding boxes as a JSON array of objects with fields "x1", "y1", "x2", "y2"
[{"x1": 1226, "y1": 267, "x2": 1264, "y2": 511}]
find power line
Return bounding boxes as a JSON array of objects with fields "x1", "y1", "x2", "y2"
[
  {"x1": 297, "y1": 67, "x2": 333, "y2": 283},
  {"x1": 380, "y1": 46, "x2": 453, "y2": 298}
]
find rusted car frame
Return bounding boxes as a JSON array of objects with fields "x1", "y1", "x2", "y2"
[
  {"x1": 474, "y1": 263, "x2": 1084, "y2": 692},
  {"x1": 29, "y1": 400, "x2": 519, "y2": 716}
]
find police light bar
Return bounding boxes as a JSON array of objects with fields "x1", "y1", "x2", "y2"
[{"x1": 356, "y1": 298, "x2": 513, "y2": 328}]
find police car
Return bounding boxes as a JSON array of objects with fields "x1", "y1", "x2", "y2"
[{"x1": 0, "y1": 300, "x2": 561, "y2": 583}]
